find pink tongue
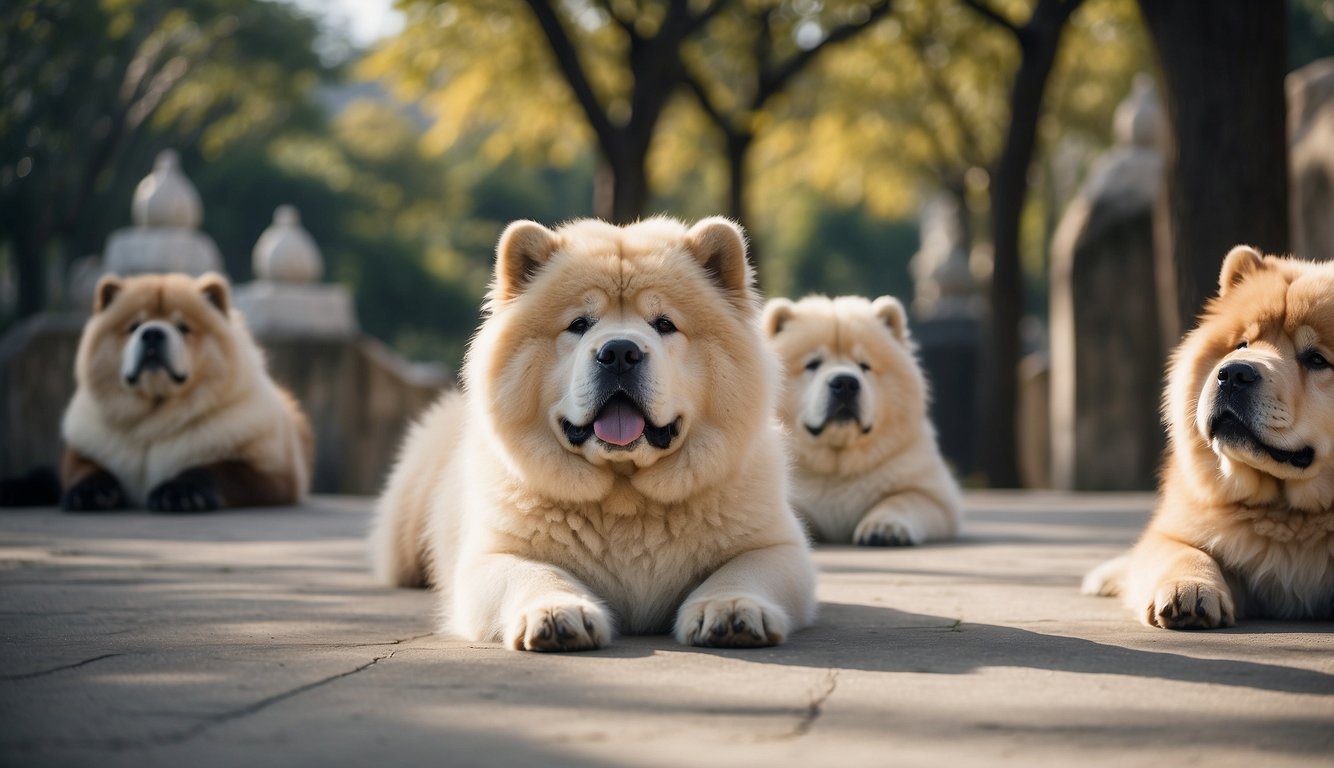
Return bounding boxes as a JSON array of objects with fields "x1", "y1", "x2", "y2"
[{"x1": 593, "y1": 400, "x2": 646, "y2": 446}]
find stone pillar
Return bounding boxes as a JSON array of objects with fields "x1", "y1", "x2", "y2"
[
  {"x1": 1049, "y1": 75, "x2": 1167, "y2": 491},
  {"x1": 1288, "y1": 58, "x2": 1334, "y2": 263},
  {"x1": 910, "y1": 193, "x2": 984, "y2": 477}
]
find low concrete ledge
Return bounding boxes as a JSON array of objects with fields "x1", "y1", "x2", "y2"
[
  {"x1": 0, "y1": 317, "x2": 446, "y2": 495},
  {"x1": 1, "y1": 492, "x2": 1329, "y2": 767}
]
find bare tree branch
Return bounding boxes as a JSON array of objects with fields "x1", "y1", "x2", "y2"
[
  {"x1": 592, "y1": 0, "x2": 639, "y2": 40},
  {"x1": 680, "y1": 61, "x2": 735, "y2": 135},
  {"x1": 959, "y1": 0, "x2": 1021, "y2": 37},
  {"x1": 758, "y1": 0, "x2": 894, "y2": 104},
  {"x1": 902, "y1": 24, "x2": 987, "y2": 168},
  {"x1": 522, "y1": 0, "x2": 617, "y2": 152},
  {"x1": 685, "y1": 0, "x2": 731, "y2": 35}
]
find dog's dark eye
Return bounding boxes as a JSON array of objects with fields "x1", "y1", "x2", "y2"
[
  {"x1": 1236, "y1": 340, "x2": 1248, "y2": 350},
  {"x1": 1301, "y1": 351, "x2": 1330, "y2": 371},
  {"x1": 805, "y1": 359, "x2": 822, "y2": 371},
  {"x1": 566, "y1": 317, "x2": 592, "y2": 335},
  {"x1": 651, "y1": 316, "x2": 677, "y2": 335},
  {"x1": 127, "y1": 321, "x2": 141, "y2": 334},
  {"x1": 176, "y1": 323, "x2": 190, "y2": 336},
  {"x1": 858, "y1": 362, "x2": 871, "y2": 372}
]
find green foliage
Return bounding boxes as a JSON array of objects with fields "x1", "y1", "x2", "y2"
[
  {"x1": 766, "y1": 199, "x2": 919, "y2": 301},
  {"x1": 1290, "y1": 0, "x2": 1334, "y2": 71},
  {"x1": 19, "y1": 0, "x2": 1323, "y2": 373},
  {"x1": 0, "y1": 0, "x2": 329, "y2": 318}
]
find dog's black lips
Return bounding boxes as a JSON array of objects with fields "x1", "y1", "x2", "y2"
[
  {"x1": 806, "y1": 405, "x2": 871, "y2": 436},
  {"x1": 1210, "y1": 411, "x2": 1315, "y2": 469},
  {"x1": 561, "y1": 392, "x2": 681, "y2": 450},
  {"x1": 125, "y1": 357, "x2": 188, "y2": 385}
]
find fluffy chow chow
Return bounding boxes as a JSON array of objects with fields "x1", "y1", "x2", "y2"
[
  {"x1": 1083, "y1": 247, "x2": 1334, "y2": 628},
  {"x1": 762, "y1": 295, "x2": 961, "y2": 546},
  {"x1": 372, "y1": 217, "x2": 816, "y2": 652},
  {"x1": 61, "y1": 273, "x2": 312, "y2": 512}
]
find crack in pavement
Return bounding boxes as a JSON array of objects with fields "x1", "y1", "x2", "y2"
[
  {"x1": 2, "y1": 653, "x2": 124, "y2": 682},
  {"x1": 329, "y1": 632, "x2": 434, "y2": 649},
  {"x1": 147, "y1": 649, "x2": 402, "y2": 747},
  {"x1": 786, "y1": 668, "x2": 839, "y2": 740}
]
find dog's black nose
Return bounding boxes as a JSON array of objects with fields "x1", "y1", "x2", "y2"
[
  {"x1": 596, "y1": 339, "x2": 643, "y2": 374},
  {"x1": 829, "y1": 374, "x2": 860, "y2": 397},
  {"x1": 1218, "y1": 361, "x2": 1259, "y2": 394},
  {"x1": 140, "y1": 327, "x2": 165, "y2": 346}
]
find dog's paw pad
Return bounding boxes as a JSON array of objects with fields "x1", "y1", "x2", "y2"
[
  {"x1": 509, "y1": 601, "x2": 610, "y2": 652},
  {"x1": 676, "y1": 596, "x2": 787, "y2": 648},
  {"x1": 854, "y1": 514, "x2": 922, "y2": 547},
  {"x1": 1148, "y1": 581, "x2": 1234, "y2": 630},
  {"x1": 62, "y1": 474, "x2": 126, "y2": 512},
  {"x1": 147, "y1": 479, "x2": 221, "y2": 513}
]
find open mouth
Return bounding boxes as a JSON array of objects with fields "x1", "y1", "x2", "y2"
[
  {"x1": 1209, "y1": 411, "x2": 1314, "y2": 469},
  {"x1": 562, "y1": 393, "x2": 681, "y2": 450},
  {"x1": 126, "y1": 357, "x2": 188, "y2": 385}
]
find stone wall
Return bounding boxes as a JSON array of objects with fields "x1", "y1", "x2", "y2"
[
  {"x1": 1289, "y1": 58, "x2": 1334, "y2": 263},
  {"x1": 0, "y1": 319, "x2": 445, "y2": 496}
]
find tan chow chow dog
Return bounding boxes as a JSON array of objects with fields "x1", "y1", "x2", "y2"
[
  {"x1": 762, "y1": 295, "x2": 961, "y2": 546},
  {"x1": 61, "y1": 273, "x2": 312, "y2": 512},
  {"x1": 1084, "y1": 247, "x2": 1334, "y2": 627},
  {"x1": 372, "y1": 217, "x2": 816, "y2": 652}
]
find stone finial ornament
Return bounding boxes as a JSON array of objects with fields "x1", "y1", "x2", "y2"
[
  {"x1": 253, "y1": 205, "x2": 324, "y2": 284},
  {"x1": 234, "y1": 204, "x2": 355, "y2": 336},
  {"x1": 101, "y1": 150, "x2": 221, "y2": 278},
  {"x1": 1113, "y1": 74, "x2": 1164, "y2": 150},
  {"x1": 131, "y1": 150, "x2": 203, "y2": 229},
  {"x1": 909, "y1": 193, "x2": 981, "y2": 320}
]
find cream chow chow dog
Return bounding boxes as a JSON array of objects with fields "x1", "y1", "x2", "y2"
[
  {"x1": 61, "y1": 272, "x2": 312, "y2": 512},
  {"x1": 372, "y1": 217, "x2": 816, "y2": 652},
  {"x1": 1084, "y1": 248, "x2": 1334, "y2": 627},
  {"x1": 762, "y1": 295, "x2": 961, "y2": 546}
]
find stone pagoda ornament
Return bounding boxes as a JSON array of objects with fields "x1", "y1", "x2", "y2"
[
  {"x1": 102, "y1": 150, "x2": 222, "y2": 276},
  {"x1": 909, "y1": 193, "x2": 981, "y2": 320},
  {"x1": 233, "y1": 205, "x2": 356, "y2": 336}
]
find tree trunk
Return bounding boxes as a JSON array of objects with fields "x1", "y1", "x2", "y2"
[
  {"x1": 1137, "y1": 0, "x2": 1290, "y2": 329},
  {"x1": 611, "y1": 148, "x2": 649, "y2": 225},
  {"x1": 724, "y1": 131, "x2": 763, "y2": 273},
  {"x1": 980, "y1": 2, "x2": 1071, "y2": 489},
  {"x1": 12, "y1": 214, "x2": 47, "y2": 319},
  {"x1": 591, "y1": 145, "x2": 650, "y2": 224}
]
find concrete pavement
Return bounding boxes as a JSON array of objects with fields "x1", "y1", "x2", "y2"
[{"x1": 1, "y1": 493, "x2": 1331, "y2": 767}]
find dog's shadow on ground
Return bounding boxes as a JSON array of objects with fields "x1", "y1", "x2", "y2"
[{"x1": 596, "y1": 601, "x2": 1333, "y2": 696}]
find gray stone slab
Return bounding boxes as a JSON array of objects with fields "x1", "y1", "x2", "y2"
[{"x1": 1, "y1": 493, "x2": 1330, "y2": 767}]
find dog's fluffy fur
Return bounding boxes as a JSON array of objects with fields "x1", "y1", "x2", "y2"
[
  {"x1": 1083, "y1": 248, "x2": 1334, "y2": 627},
  {"x1": 61, "y1": 272, "x2": 312, "y2": 512},
  {"x1": 372, "y1": 217, "x2": 816, "y2": 651},
  {"x1": 762, "y1": 295, "x2": 961, "y2": 546}
]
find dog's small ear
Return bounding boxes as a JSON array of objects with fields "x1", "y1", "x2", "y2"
[
  {"x1": 871, "y1": 295, "x2": 909, "y2": 341},
  {"x1": 494, "y1": 220, "x2": 559, "y2": 301},
  {"x1": 1218, "y1": 245, "x2": 1266, "y2": 296},
  {"x1": 763, "y1": 298, "x2": 796, "y2": 337},
  {"x1": 687, "y1": 217, "x2": 754, "y2": 310},
  {"x1": 93, "y1": 275, "x2": 123, "y2": 313},
  {"x1": 197, "y1": 272, "x2": 231, "y2": 314}
]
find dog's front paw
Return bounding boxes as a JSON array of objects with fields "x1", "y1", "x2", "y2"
[
  {"x1": 1147, "y1": 580, "x2": 1235, "y2": 630},
  {"x1": 675, "y1": 595, "x2": 788, "y2": 648},
  {"x1": 62, "y1": 471, "x2": 127, "y2": 512},
  {"x1": 147, "y1": 475, "x2": 221, "y2": 513},
  {"x1": 854, "y1": 511, "x2": 923, "y2": 547},
  {"x1": 507, "y1": 599, "x2": 611, "y2": 652}
]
